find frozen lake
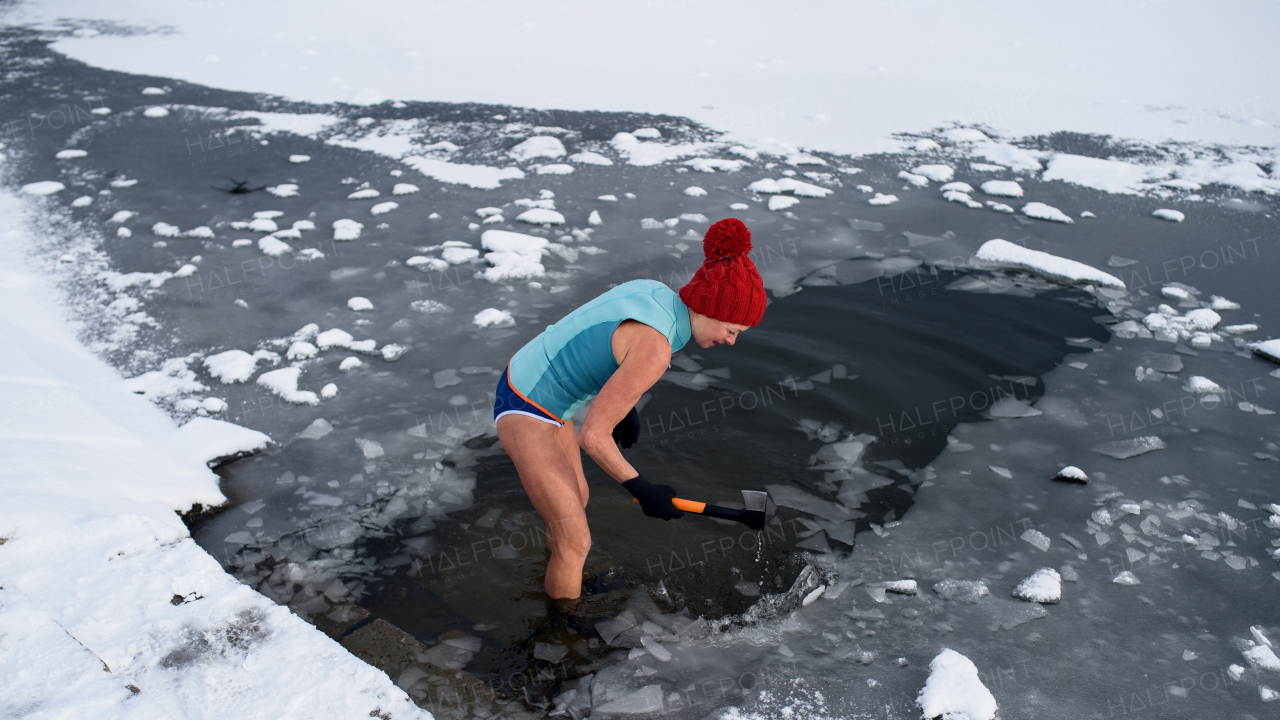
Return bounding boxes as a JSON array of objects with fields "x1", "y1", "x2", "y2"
[{"x1": 3, "y1": 17, "x2": 1278, "y2": 720}]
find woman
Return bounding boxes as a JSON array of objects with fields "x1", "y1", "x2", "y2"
[{"x1": 494, "y1": 218, "x2": 767, "y2": 603}]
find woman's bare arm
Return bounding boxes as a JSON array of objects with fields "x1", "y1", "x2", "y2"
[{"x1": 576, "y1": 320, "x2": 671, "y2": 481}]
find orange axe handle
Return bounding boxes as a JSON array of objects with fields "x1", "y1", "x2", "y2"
[{"x1": 632, "y1": 497, "x2": 706, "y2": 513}]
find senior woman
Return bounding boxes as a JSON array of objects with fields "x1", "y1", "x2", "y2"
[{"x1": 493, "y1": 218, "x2": 767, "y2": 604}]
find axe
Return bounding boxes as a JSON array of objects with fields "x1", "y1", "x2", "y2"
[{"x1": 633, "y1": 490, "x2": 768, "y2": 530}]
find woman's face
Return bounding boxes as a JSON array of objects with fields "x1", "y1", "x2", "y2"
[{"x1": 690, "y1": 311, "x2": 751, "y2": 349}]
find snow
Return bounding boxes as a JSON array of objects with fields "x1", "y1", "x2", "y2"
[
  {"x1": 748, "y1": 178, "x2": 833, "y2": 198},
  {"x1": 1183, "y1": 376, "x2": 1222, "y2": 394},
  {"x1": 332, "y1": 218, "x2": 363, "y2": 241},
  {"x1": 1152, "y1": 208, "x2": 1185, "y2": 222},
  {"x1": 203, "y1": 349, "x2": 265, "y2": 383},
  {"x1": 480, "y1": 230, "x2": 548, "y2": 282},
  {"x1": 1042, "y1": 153, "x2": 1167, "y2": 194},
  {"x1": 257, "y1": 236, "x2": 291, "y2": 256},
  {"x1": 684, "y1": 186, "x2": 707, "y2": 197},
  {"x1": 569, "y1": 151, "x2": 613, "y2": 165},
  {"x1": 897, "y1": 171, "x2": 929, "y2": 186},
  {"x1": 940, "y1": 182, "x2": 973, "y2": 193},
  {"x1": 473, "y1": 308, "x2": 515, "y2": 328},
  {"x1": 442, "y1": 246, "x2": 480, "y2": 264},
  {"x1": 610, "y1": 131, "x2": 710, "y2": 166},
  {"x1": 509, "y1": 135, "x2": 566, "y2": 161},
  {"x1": 392, "y1": 183, "x2": 420, "y2": 195},
  {"x1": 20, "y1": 181, "x2": 65, "y2": 196},
  {"x1": 143, "y1": 106, "x2": 169, "y2": 117},
  {"x1": 588, "y1": 210, "x2": 603, "y2": 225},
  {"x1": 979, "y1": 180, "x2": 1023, "y2": 198},
  {"x1": 912, "y1": 164, "x2": 954, "y2": 182},
  {"x1": 515, "y1": 208, "x2": 566, "y2": 225},
  {"x1": 1021, "y1": 202, "x2": 1074, "y2": 224},
  {"x1": 0, "y1": 190, "x2": 424, "y2": 720},
  {"x1": 401, "y1": 156, "x2": 525, "y2": 189},
  {"x1": 972, "y1": 239, "x2": 1124, "y2": 290},
  {"x1": 1012, "y1": 568, "x2": 1062, "y2": 603},
  {"x1": 868, "y1": 193, "x2": 898, "y2": 206},
  {"x1": 247, "y1": 217, "x2": 277, "y2": 232},
  {"x1": 348, "y1": 188, "x2": 380, "y2": 200},
  {"x1": 1254, "y1": 339, "x2": 1280, "y2": 363},
  {"x1": 348, "y1": 297, "x2": 374, "y2": 311},
  {"x1": 265, "y1": 183, "x2": 298, "y2": 198},
  {"x1": 256, "y1": 367, "x2": 319, "y2": 405},
  {"x1": 370, "y1": 201, "x2": 399, "y2": 216},
  {"x1": 70, "y1": 195, "x2": 93, "y2": 207},
  {"x1": 768, "y1": 196, "x2": 800, "y2": 211},
  {"x1": 55, "y1": 148, "x2": 88, "y2": 159},
  {"x1": 1054, "y1": 466, "x2": 1088, "y2": 483},
  {"x1": 175, "y1": 416, "x2": 272, "y2": 465},
  {"x1": 1246, "y1": 645, "x2": 1280, "y2": 672},
  {"x1": 288, "y1": 154, "x2": 310, "y2": 163},
  {"x1": 916, "y1": 648, "x2": 997, "y2": 720}
]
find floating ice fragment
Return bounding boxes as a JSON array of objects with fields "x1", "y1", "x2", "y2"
[
  {"x1": 683, "y1": 186, "x2": 707, "y2": 197},
  {"x1": 1252, "y1": 339, "x2": 1280, "y2": 363},
  {"x1": 347, "y1": 188, "x2": 379, "y2": 200},
  {"x1": 258, "y1": 236, "x2": 291, "y2": 257},
  {"x1": 1021, "y1": 202, "x2": 1074, "y2": 224},
  {"x1": 143, "y1": 107, "x2": 169, "y2": 118},
  {"x1": 986, "y1": 201, "x2": 1014, "y2": 213},
  {"x1": 980, "y1": 180, "x2": 1023, "y2": 197},
  {"x1": 55, "y1": 148, "x2": 87, "y2": 159},
  {"x1": 533, "y1": 642, "x2": 568, "y2": 663},
  {"x1": 347, "y1": 297, "x2": 374, "y2": 311},
  {"x1": 868, "y1": 193, "x2": 898, "y2": 205},
  {"x1": 1245, "y1": 644, "x2": 1280, "y2": 672},
  {"x1": 1012, "y1": 568, "x2": 1061, "y2": 603},
  {"x1": 989, "y1": 465, "x2": 1012, "y2": 479},
  {"x1": 768, "y1": 196, "x2": 799, "y2": 211},
  {"x1": 1093, "y1": 436, "x2": 1166, "y2": 459},
  {"x1": 640, "y1": 636, "x2": 672, "y2": 662},
  {"x1": 370, "y1": 201, "x2": 398, "y2": 216},
  {"x1": 1021, "y1": 529, "x2": 1051, "y2": 552},
  {"x1": 333, "y1": 219, "x2": 363, "y2": 241},
  {"x1": 747, "y1": 177, "x2": 832, "y2": 197},
  {"x1": 988, "y1": 397, "x2": 1041, "y2": 418},
  {"x1": 916, "y1": 648, "x2": 997, "y2": 720},
  {"x1": 973, "y1": 239, "x2": 1124, "y2": 290},
  {"x1": 266, "y1": 183, "x2": 299, "y2": 198},
  {"x1": 568, "y1": 151, "x2": 613, "y2": 165},
  {"x1": 321, "y1": 383, "x2": 337, "y2": 399},
  {"x1": 289, "y1": 154, "x2": 310, "y2": 163},
  {"x1": 509, "y1": 136, "x2": 566, "y2": 161},
  {"x1": 883, "y1": 579, "x2": 917, "y2": 595},
  {"x1": 256, "y1": 367, "x2": 319, "y2": 405},
  {"x1": 933, "y1": 580, "x2": 989, "y2": 602},
  {"x1": 913, "y1": 165, "x2": 954, "y2": 182},
  {"x1": 1053, "y1": 466, "x2": 1088, "y2": 484},
  {"x1": 473, "y1": 308, "x2": 515, "y2": 328},
  {"x1": 1112, "y1": 571, "x2": 1140, "y2": 585},
  {"x1": 1152, "y1": 208, "x2": 1185, "y2": 222},
  {"x1": 338, "y1": 357, "x2": 363, "y2": 372},
  {"x1": 898, "y1": 171, "x2": 929, "y2": 186},
  {"x1": 392, "y1": 183, "x2": 419, "y2": 195},
  {"x1": 1183, "y1": 376, "x2": 1222, "y2": 394},
  {"x1": 516, "y1": 208, "x2": 565, "y2": 225}
]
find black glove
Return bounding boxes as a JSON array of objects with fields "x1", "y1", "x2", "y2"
[
  {"x1": 612, "y1": 406, "x2": 640, "y2": 449},
  {"x1": 622, "y1": 474, "x2": 683, "y2": 520}
]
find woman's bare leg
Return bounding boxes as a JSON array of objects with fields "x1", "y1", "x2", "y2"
[{"x1": 497, "y1": 414, "x2": 592, "y2": 599}]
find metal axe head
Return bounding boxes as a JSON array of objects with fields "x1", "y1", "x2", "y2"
[{"x1": 740, "y1": 490, "x2": 769, "y2": 512}]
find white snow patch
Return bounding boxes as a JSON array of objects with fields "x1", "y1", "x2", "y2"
[
  {"x1": 768, "y1": 196, "x2": 800, "y2": 211},
  {"x1": 348, "y1": 297, "x2": 374, "y2": 311},
  {"x1": 980, "y1": 180, "x2": 1023, "y2": 198},
  {"x1": 143, "y1": 106, "x2": 169, "y2": 117},
  {"x1": 1152, "y1": 208, "x2": 1185, "y2": 222},
  {"x1": 288, "y1": 154, "x2": 310, "y2": 163},
  {"x1": 916, "y1": 648, "x2": 997, "y2": 720},
  {"x1": 912, "y1": 164, "x2": 954, "y2": 182},
  {"x1": 684, "y1": 186, "x2": 707, "y2": 197},
  {"x1": 1021, "y1": 202, "x2": 1074, "y2": 224},
  {"x1": 55, "y1": 148, "x2": 88, "y2": 159},
  {"x1": 175, "y1": 416, "x2": 272, "y2": 465},
  {"x1": 868, "y1": 193, "x2": 898, "y2": 205},
  {"x1": 21, "y1": 181, "x2": 65, "y2": 196},
  {"x1": 516, "y1": 208, "x2": 565, "y2": 225},
  {"x1": 973, "y1": 239, "x2": 1124, "y2": 290},
  {"x1": 568, "y1": 151, "x2": 613, "y2": 165},
  {"x1": 1042, "y1": 153, "x2": 1168, "y2": 194},
  {"x1": 333, "y1": 219, "x2": 363, "y2": 241},
  {"x1": 1012, "y1": 567, "x2": 1062, "y2": 603},
  {"x1": 509, "y1": 136, "x2": 566, "y2": 161},
  {"x1": 256, "y1": 367, "x2": 318, "y2": 405},
  {"x1": 370, "y1": 201, "x2": 398, "y2": 216},
  {"x1": 266, "y1": 183, "x2": 298, "y2": 198},
  {"x1": 473, "y1": 308, "x2": 515, "y2": 328}
]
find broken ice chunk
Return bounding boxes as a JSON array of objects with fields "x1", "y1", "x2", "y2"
[
  {"x1": 1245, "y1": 644, "x2": 1280, "y2": 672},
  {"x1": 1183, "y1": 376, "x2": 1222, "y2": 394},
  {"x1": 1092, "y1": 437, "x2": 1166, "y2": 459},
  {"x1": 1012, "y1": 568, "x2": 1062, "y2": 604},
  {"x1": 989, "y1": 466, "x2": 1013, "y2": 479},
  {"x1": 1021, "y1": 529, "x2": 1051, "y2": 552},
  {"x1": 933, "y1": 580, "x2": 989, "y2": 603},
  {"x1": 1052, "y1": 466, "x2": 1089, "y2": 484},
  {"x1": 1060, "y1": 565, "x2": 1080, "y2": 582},
  {"x1": 916, "y1": 648, "x2": 997, "y2": 720},
  {"x1": 1112, "y1": 571, "x2": 1140, "y2": 585},
  {"x1": 883, "y1": 580, "x2": 917, "y2": 595},
  {"x1": 534, "y1": 642, "x2": 567, "y2": 663}
]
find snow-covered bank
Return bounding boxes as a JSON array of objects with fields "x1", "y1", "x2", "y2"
[
  {"x1": 13, "y1": 1, "x2": 1280, "y2": 156},
  {"x1": 0, "y1": 192, "x2": 426, "y2": 719}
]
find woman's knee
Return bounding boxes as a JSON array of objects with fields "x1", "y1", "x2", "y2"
[{"x1": 553, "y1": 522, "x2": 592, "y2": 559}]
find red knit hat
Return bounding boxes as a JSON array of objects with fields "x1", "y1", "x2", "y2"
[{"x1": 679, "y1": 218, "x2": 766, "y2": 326}]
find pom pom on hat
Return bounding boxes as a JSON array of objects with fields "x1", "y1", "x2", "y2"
[
  {"x1": 679, "y1": 218, "x2": 767, "y2": 326},
  {"x1": 702, "y1": 217, "x2": 752, "y2": 260}
]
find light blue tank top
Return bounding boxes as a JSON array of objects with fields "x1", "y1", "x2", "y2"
[{"x1": 507, "y1": 280, "x2": 692, "y2": 421}]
